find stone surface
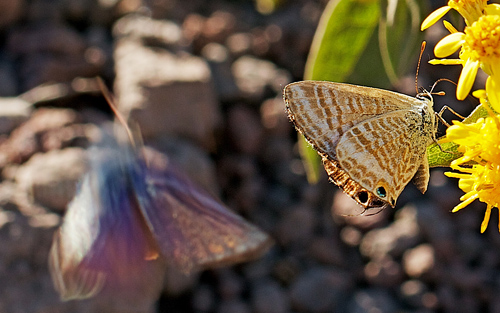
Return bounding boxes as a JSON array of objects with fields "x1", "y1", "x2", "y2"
[
  {"x1": 15, "y1": 147, "x2": 87, "y2": 211},
  {"x1": 403, "y1": 244, "x2": 436, "y2": 278},
  {"x1": 8, "y1": 23, "x2": 105, "y2": 90},
  {"x1": 0, "y1": 2, "x2": 498, "y2": 313},
  {"x1": 0, "y1": 108, "x2": 81, "y2": 169},
  {"x1": 0, "y1": 97, "x2": 32, "y2": 134},
  {"x1": 113, "y1": 15, "x2": 220, "y2": 150},
  {"x1": 289, "y1": 267, "x2": 353, "y2": 312}
]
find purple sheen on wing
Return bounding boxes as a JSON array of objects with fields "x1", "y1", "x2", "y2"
[
  {"x1": 49, "y1": 140, "x2": 272, "y2": 301},
  {"x1": 49, "y1": 147, "x2": 165, "y2": 301},
  {"x1": 133, "y1": 148, "x2": 273, "y2": 273}
]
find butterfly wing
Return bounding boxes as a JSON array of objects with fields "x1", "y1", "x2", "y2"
[
  {"x1": 284, "y1": 81, "x2": 434, "y2": 209},
  {"x1": 49, "y1": 148, "x2": 165, "y2": 301},
  {"x1": 133, "y1": 149, "x2": 273, "y2": 273},
  {"x1": 335, "y1": 110, "x2": 431, "y2": 207},
  {"x1": 284, "y1": 81, "x2": 419, "y2": 160}
]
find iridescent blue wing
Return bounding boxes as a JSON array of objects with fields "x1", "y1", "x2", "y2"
[{"x1": 49, "y1": 148, "x2": 165, "y2": 301}]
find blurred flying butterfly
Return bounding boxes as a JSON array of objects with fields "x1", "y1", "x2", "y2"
[{"x1": 49, "y1": 80, "x2": 272, "y2": 301}]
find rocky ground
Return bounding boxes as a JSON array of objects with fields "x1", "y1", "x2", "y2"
[{"x1": 0, "y1": 0, "x2": 498, "y2": 312}]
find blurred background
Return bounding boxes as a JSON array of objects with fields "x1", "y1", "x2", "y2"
[{"x1": 0, "y1": 0, "x2": 496, "y2": 312}]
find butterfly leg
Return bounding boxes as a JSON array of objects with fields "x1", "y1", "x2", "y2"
[{"x1": 436, "y1": 105, "x2": 465, "y2": 127}]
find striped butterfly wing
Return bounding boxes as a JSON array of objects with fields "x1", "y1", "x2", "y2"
[{"x1": 284, "y1": 81, "x2": 434, "y2": 209}]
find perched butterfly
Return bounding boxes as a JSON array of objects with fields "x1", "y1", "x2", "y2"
[
  {"x1": 49, "y1": 87, "x2": 272, "y2": 301},
  {"x1": 283, "y1": 81, "x2": 437, "y2": 210}
]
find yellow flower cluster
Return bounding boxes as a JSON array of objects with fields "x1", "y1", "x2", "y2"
[{"x1": 422, "y1": 0, "x2": 500, "y2": 232}]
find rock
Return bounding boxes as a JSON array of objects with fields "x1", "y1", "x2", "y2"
[
  {"x1": 151, "y1": 136, "x2": 220, "y2": 197},
  {"x1": 308, "y1": 235, "x2": 347, "y2": 267},
  {"x1": 113, "y1": 15, "x2": 220, "y2": 150},
  {"x1": 402, "y1": 244, "x2": 435, "y2": 278},
  {"x1": 217, "y1": 299, "x2": 251, "y2": 313},
  {"x1": 251, "y1": 279, "x2": 290, "y2": 313},
  {"x1": 0, "y1": 108, "x2": 80, "y2": 169},
  {"x1": 399, "y1": 279, "x2": 437, "y2": 309},
  {"x1": 192, "y1": 284, "x2": 215, "y2": 312},
  {"x1": 15, "y1": 148, "x2": 88, "y2": 211},
  {"x1": 260, "y1": 97, "x2": 293, "y2": 136},
  {"x1": 332, "y1": 190, "x2": 390, "y2": 229},
  {"x1": 0, "y1": 58, "x2": 18, "y2": 96},
  {"x1": 227, "y1": 104, "x2": 264, "y2": 155},
  {"x1": 275, "y1": 205, "x2": 316, "y2": 246},
  {"x1": 364, "y1": 255, "x2": 404, "y2": 287},
  {"x1": 289, "y1": 267, "x2": 353, "y2": 312},
  {"x1": 8, "y1": 23, "x2": 85, "y2": 56},
  {"x1": 359, "y1": 205, "x2": 421, "y2": 259},
  {"x1": 216, "y1": 268, "x2": 245, "y2": 300},
  {"x1": 231, "y1": 55, "x2": 290, "y2": 100},
  {"x1": 347, "y1": 288, "x2": 400, "y2": 313},
  {"x1": 0, "y1": 97, "x2": 32, "y2": 134},
  {"x1": 8, "y1": 23, "x2": 103, "y2": 90},
  {"x1": 0, "y1": 0, "x2": 25, "y2": 29}
]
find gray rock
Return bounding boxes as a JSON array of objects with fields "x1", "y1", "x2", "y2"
[
  {"x1": 113, "y1": 15, "x2": 220, "y2": 150},
  {"x1": 251, "y1": 279, "x2": 290, "y2": 313},
  {"x1": 0, "y1": 97, "x2": 32, "y2": 134},
  {"x1": 15, "y1": 147, "x2": 87, "y2": 211},
  {"x1": 289, "y1": 267, "x2": 353, "y2": 312},
  {"x1": 347, "y1": 288, "x2": 400, "y2": 313},
  {"x1": 227, "y1": 104, "x2": 264, "y2": 155},
  {"x1": 402, "y1": 244, "x2": 435, "y2": 278},
  {"x1": 0, "y1": 0, "x2": 25, "y2": 29},
  {"x1": 231, "y1": 55, "x2": 291, "y2": 100}
]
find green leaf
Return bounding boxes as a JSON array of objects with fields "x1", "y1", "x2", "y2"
[
  {"x1": 304, "y1": 0, "x2": 381, "y2": 82},
  {"x1": 378, "y1": 0, "x2": 425, "y2": 85},
  {"x1": 427, "y1": 104, "x2": 488, "y2": 168},
  {"x1": 427, "y1": 141, "x2": 461, "y2": 168},
  {"x1": 298, "y1": 135, "x2": 322, "y2": 184},
  {"x1": 300, "y1": 0, "x2": 381, "y2": 183}
]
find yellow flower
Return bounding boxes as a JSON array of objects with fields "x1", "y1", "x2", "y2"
[
  {"x1": 444, "y1": 111, "x2": 500, "y2": 232},
  {"x1": 487, "y1": 76, "x2": 500, "y2": 111},
  {"x1": 421, "y1": 0, "x2": 489, "y2": 31},
  {"x1": 428, "y1": 15, "x2": 500, "y2": 100}
]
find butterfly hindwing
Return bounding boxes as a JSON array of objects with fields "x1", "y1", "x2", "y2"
[{"x1": 336, "y1": 110, "x2": 429, "y2": 206}]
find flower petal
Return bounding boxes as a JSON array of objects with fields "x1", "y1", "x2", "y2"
[
  {"x1": 481, "y1": 206, "x2": 492, "y2": 233},
  {"x1": 429, "y1": 58, "x2": 463, "y2": 65},
  {"x1": 485, "y1": 3, "x2": 500, "y2": 16},
  {"x1": 434, "y1": 32, "x2": 465, "y2": 58},
  {"x1": 452, "y1": 192, "x2": 479, "y2": 212},
  {"x1": 421, "y1": 6, "x2": 452, "y2": 30},
  {"x1": 486, "y1": 76, "x2": 500, "y2": 112},
  {"x1": 443, "y1": 20, "x2": 459, "y2": 33},
  {"x1": 457, "y1": 59, "x2": 480, "y2": 100}
]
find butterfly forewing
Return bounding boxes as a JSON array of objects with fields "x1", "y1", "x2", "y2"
[
  {"x1": 284, "y1": 81, "x2": 419, "y2": 159},
  {"x1": 134, "y1": 149, "x2": 273, "y2": 273},
  {"x1": 49, "y1": 149, "x2": 165, "y2": 300}
]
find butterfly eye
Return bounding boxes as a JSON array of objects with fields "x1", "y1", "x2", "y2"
[
  {"x1": 376, "y1": 186, "x2": 387, "y2": 198},
  {"x1": 356, "y1": 191, "x2": 369, "y2": 204}
]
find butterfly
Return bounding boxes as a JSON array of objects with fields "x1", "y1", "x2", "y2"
[
  {"x1": 49, "y1": 90, "x2": 272, "y2": 301},
  {"x1": 283, "y1": 80, "x2": 437, "y2": 210}
]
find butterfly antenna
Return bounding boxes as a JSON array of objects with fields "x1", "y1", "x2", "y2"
[
  {"x1": 416, "y1": 41, "x2": 426, "y2": 95},
  {"x1": 96, "y1": 77, "x2": 136, "y2": 148}
]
